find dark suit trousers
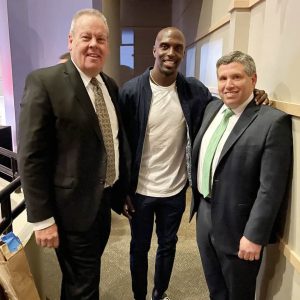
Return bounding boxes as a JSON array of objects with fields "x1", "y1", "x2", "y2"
[
  {"x1": 196, "y1": 198, "x2": 262, "y2": 300},
  {"x1": 55, "y1": 189, "x2": 112, "y2": 300}
]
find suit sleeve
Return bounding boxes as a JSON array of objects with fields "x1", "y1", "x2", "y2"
[
  {"x1": 243, "y1": 114, "x2": 293, "y2": 245},
  {"x1": 18, "y1": 72, "x2": 56, "y2": 223}
]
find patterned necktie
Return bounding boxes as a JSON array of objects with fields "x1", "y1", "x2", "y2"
[
  {"x1": 201, "y1": 108, "x2": 234, "y2": 198},
  {"x1": 90, "y1": 77, "x2": 116, "y2": 186}
]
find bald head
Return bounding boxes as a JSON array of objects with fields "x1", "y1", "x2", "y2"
[
  {"x1": 151, "y1": 27, "x2": 186, "y2": 85},
  {"x1": 155, "y1": 27, "x2": 186, "y2": 48}
]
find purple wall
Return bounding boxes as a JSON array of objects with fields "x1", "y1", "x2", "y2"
[
  {"x1": 1, "y1": 0, "x2": 96, "y2": 147},
  {"x1": 0, "y1": 1, "x2": 16, "y2": 147}
]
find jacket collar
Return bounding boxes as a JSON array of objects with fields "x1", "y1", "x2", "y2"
[{"x1": 64, "y1": 60, "x2": 104, "y2": 143}]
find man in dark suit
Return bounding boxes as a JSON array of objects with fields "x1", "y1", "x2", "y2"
[
  {"x1": 190, "y1": 51, "x2": 292, "y2": 300},
  {"x1": 18, "y1": 8, "x2": 130, "y2": 300}
]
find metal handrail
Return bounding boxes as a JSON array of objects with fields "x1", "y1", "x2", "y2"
[
  {"x1": 0, "y1": 177, "x2": 21, "y2": 201},
  {"x1": 0, "y1": 148, "x2": 25, "y2": 235},
  {"x1": 0, "y1": 177, "x2": 25, "y2": 235},
  {"x1": 0, "y1": 147, "x2": 17, "y2": 159},
  {"x1": 0, "y1": 146, "x2": 18, "y2": 180}
]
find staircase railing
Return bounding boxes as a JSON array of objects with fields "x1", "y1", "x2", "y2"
[
  {"x1": 0, "y1": 146, "x2": 18, "y2": 180},
  {"x1": 0, "y1": 148, "x2": 25, "y2": 234}
]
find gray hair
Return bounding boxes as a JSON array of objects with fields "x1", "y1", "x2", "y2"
[
  {"x1": 70, "y1": 8, "x2": 109, "y2": 35},
  {"x1": 216, "y1": 51, "x2": 256, "y2": 76}
]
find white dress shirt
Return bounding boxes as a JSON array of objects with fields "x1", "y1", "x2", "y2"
[{"x1": 197, "y1": 94, "x2": 253, "y2": 195}]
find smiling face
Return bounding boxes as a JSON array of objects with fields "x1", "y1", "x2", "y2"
[
  {"x1": 152, "y1": 27, "x2": 185, "y2": 81},
  {"x1": 217, "y1": 62, "x2": 257, "y2": 109},
  {"x1": 68, "y1": 14, "x2": 109, "y2": 77}
]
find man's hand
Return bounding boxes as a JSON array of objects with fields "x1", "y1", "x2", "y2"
[
  {"x1": 122, "y1": 195, "x2": 135, "y2": 220},
  {"x1": 254, "y1": 88, "x2": 272, "y2": 106},
  {"x1": 35, "y1": 223, "x2": 59, "y2": 248},
  {"x1": 238, "y1": 236, "x2": 262, "y2": 261}
]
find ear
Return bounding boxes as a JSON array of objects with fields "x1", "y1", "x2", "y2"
[
  {"x1": 68, "y1": 33, "x2": 73, "y2": 51},
  {"x1": 252, "y1": 73, "x2": 257, "y2": 87},
  {"x1": 153, "y1": 45, "x2": 156, "y2": 58},
  {"x1": 107, "y1": 42, "x2": 110, "y2": 56}
]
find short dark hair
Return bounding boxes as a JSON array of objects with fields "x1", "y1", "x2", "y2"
[{"x1": 216, "y1": 50, "x2": 256, "y2": 76}]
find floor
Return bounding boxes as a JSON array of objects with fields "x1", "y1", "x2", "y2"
[
  {"x1": 100, "y1": 189, "x2": 209, "y2": 300},
  {"x1": 0, "y1": 178, "x2": 209, "y2": 300}
]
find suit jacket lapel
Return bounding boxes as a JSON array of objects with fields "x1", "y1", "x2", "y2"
[
  {"x1": 217, "y1": 100, "x2": 260, "y2": 165},
  {"x1": 100, "y1": 73, "x2": 117, "y2": 105},
  {"x1": 192, "y1": 100, "x2": 223, "y2": 162},
  {"x1": 64, "y1": 61, "x2": 103, "y2": 141},
  {"x1": 192, "y1": 99, "x2": 223, "y2": 183}
]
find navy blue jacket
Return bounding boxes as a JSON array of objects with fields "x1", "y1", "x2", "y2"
[{"x1": 119, "y1": 68, "x2": 213, "y2": 195}]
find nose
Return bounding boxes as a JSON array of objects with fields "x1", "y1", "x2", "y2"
[
  {"x1": 89, "y1": 36, "x2": 97, "y2": 47},
  {"x1": 167, "y1": 47, "x2": 175, "y2": 56},
  {"x1": 225, "y1": 78, "x2": 234, "y2": 89}
]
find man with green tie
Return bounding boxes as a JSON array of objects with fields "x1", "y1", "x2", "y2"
[{"x1": 190, "y1": 50, "x2": 293, "y2": 300}]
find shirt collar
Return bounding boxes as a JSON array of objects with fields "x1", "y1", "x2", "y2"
[
  {"x1": 71, "y1": 59, "x2": 103, "y2": 88},
  {"x1": 221, "y1": 92, "x2": 254, "y2": 116}
]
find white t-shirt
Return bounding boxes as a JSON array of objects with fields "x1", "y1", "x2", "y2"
[{"x1": 136, "y1": 80, "x2": 187, "y2": 197}]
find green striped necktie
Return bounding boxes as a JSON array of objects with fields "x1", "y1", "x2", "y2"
[{"x1": 201, "y1": 108, "x2": 234, "y2": 198}]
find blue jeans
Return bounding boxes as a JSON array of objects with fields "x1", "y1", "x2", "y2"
[{"x1": 130, "y1": 187, "x2": 186, "y2": 300}]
